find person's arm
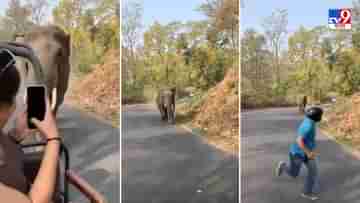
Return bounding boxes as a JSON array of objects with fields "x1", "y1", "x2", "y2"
[
  {"x1": 7, "y1": 109, "x2": 30, "y2": 144},
  {"x1": 296, "y1": 136, "x2": 316, "y2": 159},
  {"x1": 28, "y1": 139, "x2": 60, "y2": 203},
  {"x1": 297, "y1": 136, "x2": 311, "y2": 154},
  {"x1": 0, "y1": 183, "x2": 31, "y2": 203},
  {"x1": 27, "y1": 98, "x2": 61, "y2": 203},
  {"x1": 296, "y1": 122, "x2": 317, "y2": 159}
]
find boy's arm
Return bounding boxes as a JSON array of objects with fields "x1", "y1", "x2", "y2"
[
  {"x1": 297, "y1": 136, "x2": 316, "y2": 158},
  {"x1": 297, "y1": 122, "x2": 317, "y2": 157}
]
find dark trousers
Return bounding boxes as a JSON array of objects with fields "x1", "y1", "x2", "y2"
[{"x1": 282, "y1": 153, "x2": 319, "y2": 194}]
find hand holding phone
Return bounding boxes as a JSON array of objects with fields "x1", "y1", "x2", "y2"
[
  {"x1": 26, "y1": 85, "x2": 46, "y2": 129},
  {"x1": 27, "y1": 89, "x2": 60, "y2": 140}
]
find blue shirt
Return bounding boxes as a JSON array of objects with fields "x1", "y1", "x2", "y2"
[{"x1": 290, "y1": 117, "x2": 316, "y2": 157}]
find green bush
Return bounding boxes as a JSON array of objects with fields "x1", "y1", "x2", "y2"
[{"x1": 122, "y1": 81, "x2": 146, "y2": 104}]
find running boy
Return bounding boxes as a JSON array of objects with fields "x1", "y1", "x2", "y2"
[{"x1": 276, "y1": 106, "x2": 323, "y2": 200}]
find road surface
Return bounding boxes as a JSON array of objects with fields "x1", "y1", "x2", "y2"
[
  {"x1": 241, "y1": 108, "x2": 360, "y2": 203},
  {"x1": 122, "y1": 104, "x2": 238, "y2": 203},
  {"x1": 59, "y1": 105, "x2": 120, "y2": 203}
]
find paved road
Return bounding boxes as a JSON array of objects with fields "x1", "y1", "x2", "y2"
[
  {"x1": 58, "y1": 105, "x2": 120, "y2": 203},
  {"x1": 241, "y1": 108, "x2": 360, "y2": 203},
  {"x1": 122, "y1": 104, "x2": 238, "y2": 203}
]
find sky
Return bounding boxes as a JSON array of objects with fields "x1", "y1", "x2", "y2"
[
  {"x1": 241, "y1": 0, "x2": 353, "y2": 33},
  {"x1": 0, "y1": 0, "x2": 10, "y2": 15},
  {"x1": 142, "y1": 0, "x2": 206, "y2": 27},
  {"x1": 123, "y1": 0, "x2": 207, "y2": 31}
]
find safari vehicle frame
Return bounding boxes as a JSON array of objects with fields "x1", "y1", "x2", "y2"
[{"x1": 0, "y1": 42, "x2": 106, "y2": 203}]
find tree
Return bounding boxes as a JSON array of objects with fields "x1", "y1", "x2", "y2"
[
  {"x1": 262, "y1": 9, "x2": 288, "y2": 87},
  {"x1": 199, "y1": 0, "x2": 239, "y2": 51},
  {"x1": 242, "y1": 29, "x2": 270, "y2": 91},
  {"x1": 122, "y1": 0, "x2": 142, "y2": 55},
  {"x1": 190, "y1": 45, "x2": 226, "y2": 89},
  {"x1": 333, "y1": 50, "x2": 360, "y2": 95},
  {"x1": 122, "y1": 0, "x2": 143, "y2": 90},
  {"x1": 287, "y1": 26, "x2": 336, "y2": 100},
  {"x1": 144, "y1": 22, "x2": 174, "y2": 86},
  {"x1": 3, "y1": 0, "x2": 33, "y2": 34},
  {"x1": 352, "y1": 0, "x2": 360, "y2": 51},
  {"x1": 26, "y1": 0, "x2": 49, "y2": 25},
  {"x1": 353, "y1": 0, "x2": 360, "y2": 29},
  {"x1": 53, "y1": 0, "x2": 85, "y2": 30}
]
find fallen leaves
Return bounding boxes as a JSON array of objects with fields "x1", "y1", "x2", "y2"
[
  {"x1": 324, "y1": 93, "x2": 360, "y2": 141},
  {"x1": 192, "y1": 67, "x2": 239, "y2": 153},
  {"x1": 67, "y1": 49, "x2": 120, "y2": 126}
]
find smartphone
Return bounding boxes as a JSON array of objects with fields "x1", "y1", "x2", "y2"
[{"x1": 26, "y1": 85, "x2": 46, "y2": 129}]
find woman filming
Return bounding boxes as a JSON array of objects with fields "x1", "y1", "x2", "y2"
[{"x1": 0, "y1": 48, "x2": 61, "y2": 203}]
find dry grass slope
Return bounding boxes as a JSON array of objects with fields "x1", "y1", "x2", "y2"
[
  {"x1": 192, "y1": 67, "x2": 239, "y2": 153},
  {"x1": 67, "y1": 49, "x2": 120, "y2": 126},
  {"x1": 322, "y1": 93, "x2": 360, "y2": 148}
]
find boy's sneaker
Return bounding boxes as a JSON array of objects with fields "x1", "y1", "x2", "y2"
[
  {"x1": 301, "y1": 193, "x2": 319, "y2": 200},
  {"x1": 276, "y1": 161, "x2": 286, "y2": 176}
]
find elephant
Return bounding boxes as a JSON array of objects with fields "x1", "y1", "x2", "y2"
[
  {"x1": 0, "y1": 25, "x2": 71, "y2": 148},
  {"x1": 14, "y1": 25, "x2": 71, "y2": 116},
  {"x1": 156, "y1": 88, "x2": 176, "y2": 124}
]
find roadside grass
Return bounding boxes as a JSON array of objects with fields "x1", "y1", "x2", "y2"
[
  {"x1": 111, "y1": 112, "x2": 120, "y2": 127},
  {"x1": 241, "y1": 93, "x2": 297, "y2": 110},
  {"x1": 175, "y1": 92, "x2": 207, "y2": 136},
  {"x1": 175, "y1": 90, "x2": 238, "y2": 155},
  {"x1": 175, "y1": 112, "x2": 194, "y2": 124},
  {"x1": 175, "y1": 92, "x2": 207, "y2": 126},
  {"x1": 122, "y1": 86, "x2": 160, "y2": 105},
  {"x1": 335, "y1": 136, "x2": 355, "y2": 148},
  {"x1": 320, "y1": 124, "x2": 355, "y2": 148}
]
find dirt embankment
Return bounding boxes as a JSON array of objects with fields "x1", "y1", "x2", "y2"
[
  {"x1": 66, "y1": 49, "x2": 120, "y2": 126},
  {"x1": 181, "y1": 68, "x2": 239, "y2": 154},
  {"x1": 322, "y1": 93, "x2": 360, "y2": 148}
]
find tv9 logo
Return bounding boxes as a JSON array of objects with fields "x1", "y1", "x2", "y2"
[{"x1": 328, "y1": 8, "x2": 351, "y2": 30}]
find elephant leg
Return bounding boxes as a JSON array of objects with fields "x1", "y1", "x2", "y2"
[
  {"x1": 157, "y1": 102, "x2": 162, "y2": 120},
  {"x1": 163, "y1": 107, "x2": 168, "y2": 121},
  {"x1": 159, "y1": 106, "x2": 166, "y2": 121},
  {"x1": 167, "y1": 107, "x2": 173, "y2": 124},
  {"x1": 171, "y1": 104, "x2": 176, "y2": 124}
]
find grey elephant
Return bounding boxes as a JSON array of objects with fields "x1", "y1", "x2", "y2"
[
  {"x1": 156, "y1": 88, "x2": 176, "y2": 124},
  {"x1": 15, "y1": 25, "x2": 71, "y2": 116}
]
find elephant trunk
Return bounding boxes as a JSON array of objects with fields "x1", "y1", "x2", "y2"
[{"x1": 28, "y1": 42, "x2": 58, "y2": 112}]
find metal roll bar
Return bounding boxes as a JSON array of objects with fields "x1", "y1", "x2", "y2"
[{"x1": 0, "y1": 41, "x2": 44, "y2": 83}]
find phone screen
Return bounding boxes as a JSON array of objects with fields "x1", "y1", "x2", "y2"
[{"x1": 27, "y1": 86, "x2": 46, "y2": 129}]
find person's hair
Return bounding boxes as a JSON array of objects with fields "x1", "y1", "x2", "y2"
[
  {"x1": 305, "y1": 106, "x2": 323, "y2": 122},
  {"x1": 0, "y1": 64, "x2": 20, "y2": 106}
]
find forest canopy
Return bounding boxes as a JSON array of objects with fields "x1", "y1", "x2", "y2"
[
  {"x1": 122, "y1": 0, "x2": 239, "y2": 103},
  {"x1": 241, "y1": 4, "x2": 359, "y2": 108}
]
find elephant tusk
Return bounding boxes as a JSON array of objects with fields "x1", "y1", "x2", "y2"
[{"x1": 51, "y1": 88, "x2": 57, "y2": 110}]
